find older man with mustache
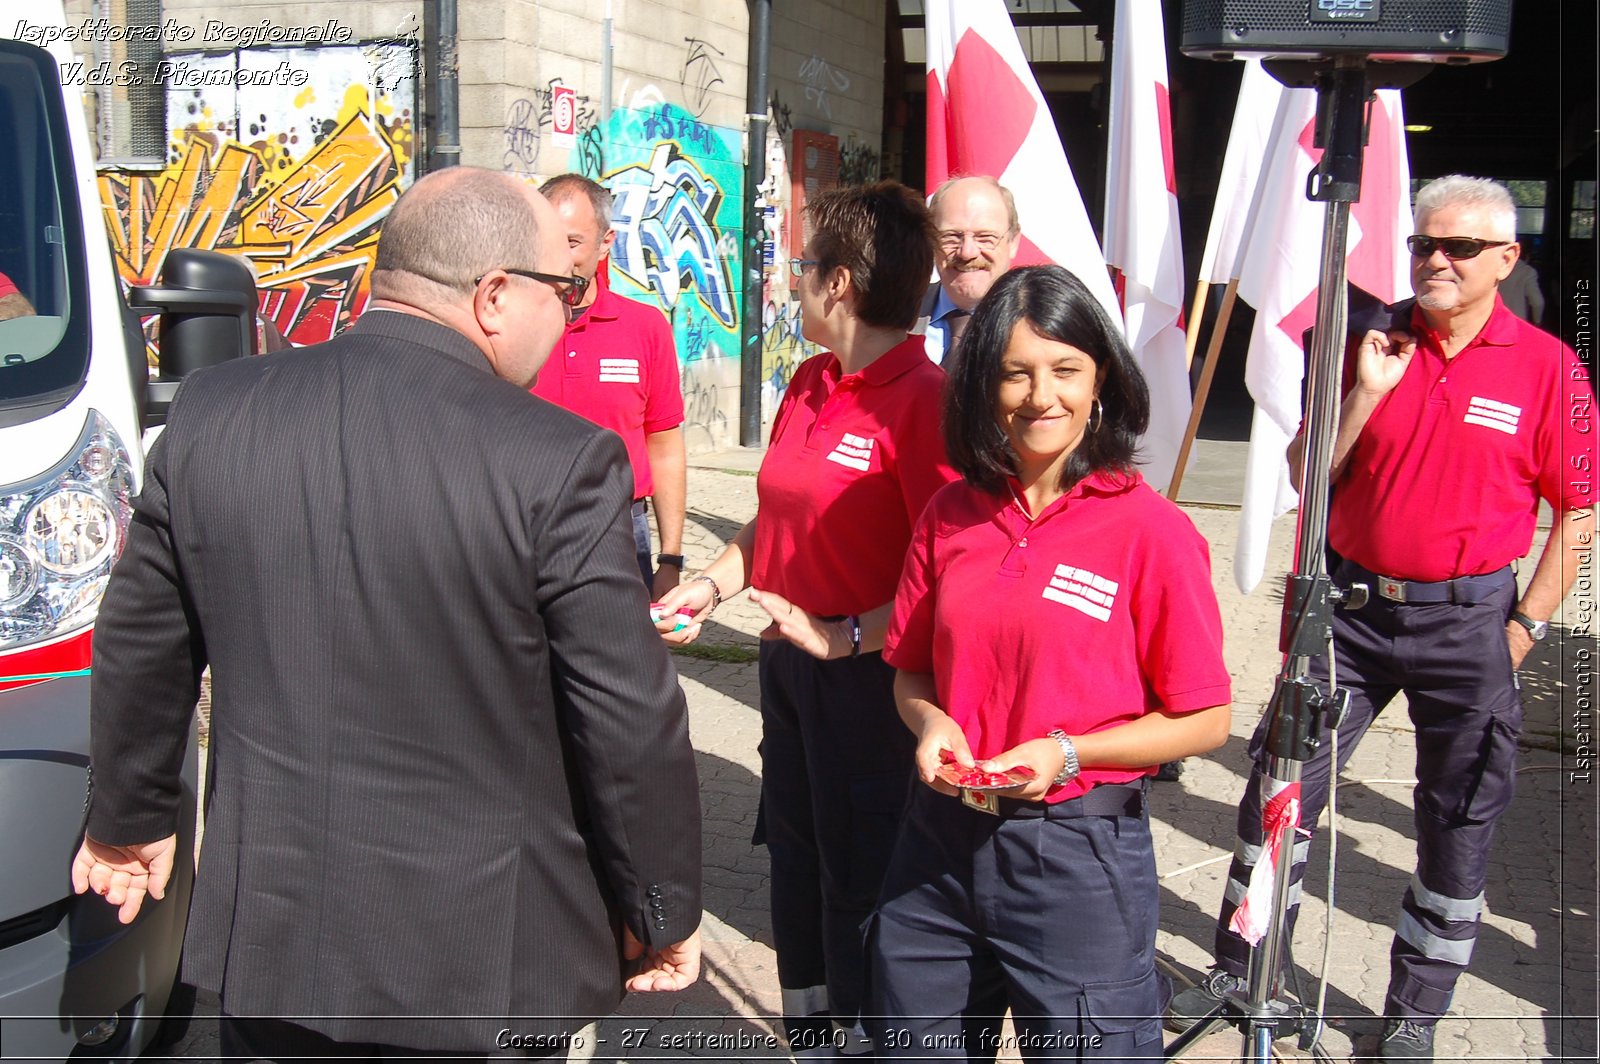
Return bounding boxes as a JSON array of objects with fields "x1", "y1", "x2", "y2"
[{"x1": 915, "y1": 175, "x2": 1020, "y2": 367}]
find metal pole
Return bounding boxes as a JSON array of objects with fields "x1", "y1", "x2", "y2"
[
  {"x1": 601, "y1": 0, "x2": 613, "y2": 124},
  {"x1": 739, "y1": 0, "x2": 772, "y2": 447},
  {"x1": 1238, "y1": 56, "x2": 1370, "y2": 1064},
  {"x1": 433, "y1": 0, "x2": 461, "y2": 169}
]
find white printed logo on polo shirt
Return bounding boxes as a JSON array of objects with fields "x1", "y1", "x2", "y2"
[
  {"x1": 598, "y1": 358, "x2": 641, "y2": 383},
  {"x1": 826, "y1": 433, "x2": 874, "y2": 472},
  {"x1": 1463, "y1": 396, "x2": 1520, "y2": 435},
  {"x1": 1041, "y1": 563, "x2": 1118, "y2": 622}
]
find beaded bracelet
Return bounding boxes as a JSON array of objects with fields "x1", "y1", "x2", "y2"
[{"x1": 689, "y1": 573, "x2": 723, "y2": 609}]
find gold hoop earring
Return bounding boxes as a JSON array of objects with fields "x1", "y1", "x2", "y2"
[{"x1": 1088, "y1": 398, "x2": 1103, "y2": 434}]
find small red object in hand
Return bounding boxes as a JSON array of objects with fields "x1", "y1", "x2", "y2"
[{"x1": 935, "y1": 750, "x2": 1036, "y2": 791}]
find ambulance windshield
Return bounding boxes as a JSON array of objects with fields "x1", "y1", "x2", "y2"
[{"x1": 0, "y1": 41, "x2": 89, "y2": 411}]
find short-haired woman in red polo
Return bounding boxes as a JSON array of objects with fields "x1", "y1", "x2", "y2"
[
  {"x1": 656, "y1": 181, "x2": 956, "y2": 1056},
  {"x1": 869, "y1": 265, "x2": 1232, "y2": 1062}
]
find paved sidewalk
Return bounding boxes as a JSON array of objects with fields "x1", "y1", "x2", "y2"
[{"x1": 575, "y1": 452, "x2": 1597, "y2": 1063}]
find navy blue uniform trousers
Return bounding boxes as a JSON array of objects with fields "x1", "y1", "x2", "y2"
[
  {"x1": 758, "y1": 640, "x2": 917, "y2": 1050},
  {"x1": 1213, "y1": 566, "x2": 1521, "y2": 1021},
  {"x1": 867, "y1": 784, "x2": 1166, "y2": 1062}
]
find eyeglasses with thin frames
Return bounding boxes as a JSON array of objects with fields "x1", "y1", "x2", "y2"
[
  {"x1": 788, "y1": 258, "x2": 820, "y2": 279},
  {"x1": 1405, "y1": 235, "x2": 1512, "y2": 261},
  {"x1": 937, "y1": 230, "x2": 1012, "y2": 253},
  {"x1": 474, "y1": 268, "x2": 590, "y2": 307}
]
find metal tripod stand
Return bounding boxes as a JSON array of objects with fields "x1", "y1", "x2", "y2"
[{"x1": 1163, "y1": 54, "x2": 1387, "y2": 1064}]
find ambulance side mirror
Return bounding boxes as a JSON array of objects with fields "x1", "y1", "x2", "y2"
[{"x1": 129, "y1": 249, "x2": 257, "y2": 428}]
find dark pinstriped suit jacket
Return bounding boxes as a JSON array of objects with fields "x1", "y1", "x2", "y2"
[{"x1": 86, "y1": 311, "x2": 701, "y2": 1049}]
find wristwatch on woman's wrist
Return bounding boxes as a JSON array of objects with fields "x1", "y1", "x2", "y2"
[{"x1": 1046, "y1": 729, "x2": 1079, "y2": 787}]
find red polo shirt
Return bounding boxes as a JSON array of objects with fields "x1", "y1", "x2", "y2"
[
  {"x1": 1330, "y1": 297, "x2": 1596, "y2": 581},
  {"x1": 0, "y1": 271, "x2": 18, "y2": 300},
  {"x1": 884, "y1": 471, "x2": 1232, "y2": 802},
  {"x1": 751, "y1": 336, "x2": 957, "y2": 617},
  {"x1": 530, "y1": 275, "x2": 683, "y2": 500}
]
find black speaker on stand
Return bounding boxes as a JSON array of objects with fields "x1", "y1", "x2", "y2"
[{"x1": 1182, "y1": 0, "x2": 1511, "y2": 63}]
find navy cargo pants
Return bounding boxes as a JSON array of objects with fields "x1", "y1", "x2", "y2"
[
  {"x1": 1213, "y1": 565, "x2": 1522, "y2": 1021},
  {"x1": 759, "y1": 640, "x2": 917, "y2": 1054},
  {"x1": 867, "y1": 783, "x2": 1165, "y2": 1062}
]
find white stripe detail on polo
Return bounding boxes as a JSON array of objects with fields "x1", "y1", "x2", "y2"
[
  {"x1": 1464, "y1": 396, "x2": 1520, "y2": 434},
  {"x1": 1408, "y1": 874, "x2": 1485, "y2": 922},
  {"x1": 1041, "y1": 564, "x2": 1119, "y2": 622},
  {"x1": 598, "y1": 358, "x2": 641, "y2": 383},
  {"x1": 826, "y1": 433, "x2": 874, "y2": 472},
  {"x1": 1395, "y1": 912, "x2": 1477, "y2": 965}
]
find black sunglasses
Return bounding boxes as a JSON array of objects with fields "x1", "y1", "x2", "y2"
[
  {"x1": 474, "y1": 268, "x2": 590, "y2": 307},
  {"x1": 1405, "y1": 235, "x2": 1512, "y2": 261}
]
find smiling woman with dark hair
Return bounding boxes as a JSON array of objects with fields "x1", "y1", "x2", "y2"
[{"x1": 870, "y1": 265, "x2": 1234, "y2": 1062}]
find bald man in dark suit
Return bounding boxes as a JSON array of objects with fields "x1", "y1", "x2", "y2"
[{"x1": 72, "y1": 167, "x2": 702, "y2": 1060}]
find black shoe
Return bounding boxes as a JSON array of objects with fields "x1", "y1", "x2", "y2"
[
  {"x1": 1164, "y1": 968, "x2": 1246, "y2": 1033},
  {"x1": 1378, "y1": 1018, "x2": 1435, "y2": 1061}
]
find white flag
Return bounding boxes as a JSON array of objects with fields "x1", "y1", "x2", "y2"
[
  {"x1": 1104, "y1": 0, "x2": 1190, "y2": 493},
  {"x1": 1198, "y1": 60, "x2": 1285, "y2": 287}
]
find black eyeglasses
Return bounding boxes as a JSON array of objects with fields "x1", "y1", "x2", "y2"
[
  {"x1": 474, "y1": 268, "x2": 590, "y2": 306},
  {"x1": 1405, "y1": 235, "x2": 1512, "y2": 261}
]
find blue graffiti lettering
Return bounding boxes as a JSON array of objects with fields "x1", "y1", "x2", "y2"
[{"x1": 607, "y1": 143, "x2": 736, "y2": 327}]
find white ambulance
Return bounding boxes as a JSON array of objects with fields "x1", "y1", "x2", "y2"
[{"x1": 1, "y1": 4, "x2": 252, "y2": 1057}]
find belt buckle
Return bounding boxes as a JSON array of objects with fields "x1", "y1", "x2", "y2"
[
  {"x1": 960, "y1": 788, "x2": 1000, "y2": 816},
  {"x1": 1378, "y1": 577, "x2": 1407, "y2": 603}
]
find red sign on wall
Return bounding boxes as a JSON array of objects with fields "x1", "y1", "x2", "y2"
[{"x1": 551, "y1": 84, "x2": 577, "y2": 148}]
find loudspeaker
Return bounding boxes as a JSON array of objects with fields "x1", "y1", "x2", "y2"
[{"x1": 1181, "y1": 0, "x2": 1512, "y2": 63}]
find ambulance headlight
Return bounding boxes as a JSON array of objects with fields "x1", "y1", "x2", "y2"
[
  {"x1": 25, "y1": 485, "x2": 119, "y2": 576},
  {"x1": 0, "y1": 412, "x2": 133, "y2": 648}
]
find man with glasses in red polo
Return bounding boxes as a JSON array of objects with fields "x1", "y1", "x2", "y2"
[
  {"x1": 532, "y1": 173, "x2": 688, "y2": 598},
  {"x1": 1169, "y1": 175, "x2": 1595, "y2": 1061}
]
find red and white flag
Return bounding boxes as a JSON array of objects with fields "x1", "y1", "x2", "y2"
[
  {"x1": 925, "y1": 0, "x2": 1122, "y2": 328},
  {"x1": 1104, "y1": 0, "x2": 1189, "y2": 493},
  {"x1": 1231, "y1": 84, "x2": 1411, "y2": 593},
  {"x1": 1229, "y1": 779, "x2": 1303, "y2": 946}
]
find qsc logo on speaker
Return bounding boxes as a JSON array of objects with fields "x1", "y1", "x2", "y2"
[{"x1": 1310, "y1": 0, "x2": 1381, "y2": 23}]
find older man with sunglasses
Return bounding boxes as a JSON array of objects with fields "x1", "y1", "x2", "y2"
[
  {"x1": 1169, "y1": 175, "x2": 1595, "y2": 1061},
  {"x1": 532, "y1": 173, "x2": 688, "y2": 596}
]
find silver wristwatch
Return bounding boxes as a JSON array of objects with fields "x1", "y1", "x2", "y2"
[
  {"x1": 1047, "y1": 729, "x2": 1080, "y2": 786},
  {"x1": 1510, "y1": 611, "x2": 1548, "y2": 642}
]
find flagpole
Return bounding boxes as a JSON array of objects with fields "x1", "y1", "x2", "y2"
[
  {"x1": 1167, "y1": 277, "x2": 1239, "y2": 500},
  {"x1": 1184, "y1": 279, "x2": 1210, "y2": 371}
]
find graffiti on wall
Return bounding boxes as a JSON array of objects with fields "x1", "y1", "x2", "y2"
[
  {"x1": 575, "y1": 101, "x2": 742, "y2": 446},
  {"x1": 99, "y1": 44, "x2": 417, "y2": 352},
  {"x1": 756, "y1": 115, "x2": 817, "y2": 416},
  {"x1": 504, "y1": 79, "x2": 602, "y2": 173},
  {"x1": 797, "y1": 54, "x2": 850, "y2": 120},
  {"x1": 839, "y1": 134, "x2": 879, "y2": 187},
  {"x1": 679, "y1": 36, "x2": 725, "y2": 119}
]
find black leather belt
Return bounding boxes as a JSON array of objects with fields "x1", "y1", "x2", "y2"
[
  {"x1": 1340, "y1": 561, "x2": 1512, "y2": 605},
  {"x1": 959, "y1": 781, "x2": 1146, "y2": 819}
]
